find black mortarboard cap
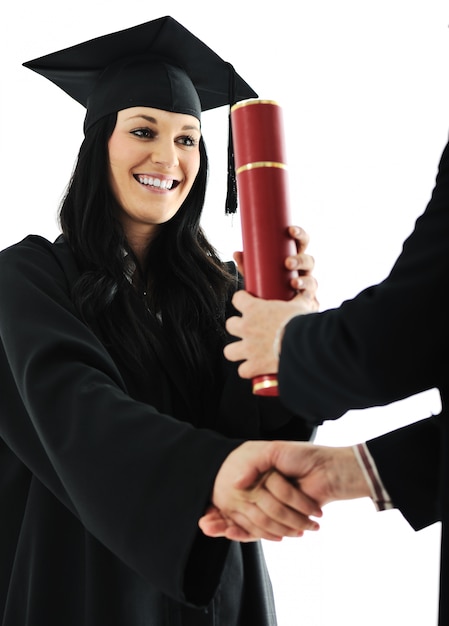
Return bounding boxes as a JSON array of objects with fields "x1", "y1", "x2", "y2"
[{"x1": 23, "y1": 16, "x2": 258, "y2": 212}]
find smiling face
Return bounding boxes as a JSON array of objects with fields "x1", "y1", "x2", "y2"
[{"x1": 108, "y1": 106, "x2": 201, "y2": 257}]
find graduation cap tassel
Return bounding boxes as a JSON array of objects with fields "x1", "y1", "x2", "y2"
[
  {"x1": 226, "y1": 116, "x2": 238, "y2": 214},
  {"x1": 225, "y1": 63, "x2": 238, "y2": 214}
]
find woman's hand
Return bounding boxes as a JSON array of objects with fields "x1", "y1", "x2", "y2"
[{"x1": 233, "y1": 225, "x2": 319, "y2": 304}]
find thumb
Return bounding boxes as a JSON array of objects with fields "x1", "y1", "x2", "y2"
[{"x1": 231, "y1": 442, "x2": 278, "y2": 489}]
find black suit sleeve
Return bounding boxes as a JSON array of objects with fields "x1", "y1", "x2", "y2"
[
  {"x1": 278, "y1": 139, "x2": 449, "y2": 425},
  {"x1": 366, "y1": 415, "x2": 442, "y2": 530}
]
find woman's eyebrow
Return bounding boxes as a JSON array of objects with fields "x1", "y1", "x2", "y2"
[
  {"x1": 127, "y1": 114, "x2": 200, "y2": 132},
  {"x1": 127, "y1": 114, "x2": 157, "y2": 124}
]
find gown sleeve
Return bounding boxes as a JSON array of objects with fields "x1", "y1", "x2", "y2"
[{"x1": 0, "y1": 235, "x2": 242, "y2": 603}]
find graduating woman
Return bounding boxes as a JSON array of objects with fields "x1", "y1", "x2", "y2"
[{"x1": 0, "y1": 16, "x2": 319, "y2": 626}]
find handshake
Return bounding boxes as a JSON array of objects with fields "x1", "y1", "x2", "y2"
[{"x1": 199, "y1": 440, "x2": 373, "y2": 542}]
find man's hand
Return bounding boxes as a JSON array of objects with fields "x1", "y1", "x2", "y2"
[
  {"x1": 224, "y1": 292, "x2": 316, "y2": 379},
  {"x1": 225, "y1": 226, "x2": 319, "y2": 379}
]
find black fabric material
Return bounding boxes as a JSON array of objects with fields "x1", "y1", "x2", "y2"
[
  {"x1": 85, "y1": 59, "x2": 203, "y2": 128},
  {"x1": 0, "y1": 235, "x2": 313, "y2": 625},
  {"x1": 366, "y1": 415, "x2": 442, "y2": 530},
  {"x1": 22, "y1": 16, "x2": 258, "y2": 132},
  {"x1": 278, "y1": 138, "x2": 449, "y2": 625}
]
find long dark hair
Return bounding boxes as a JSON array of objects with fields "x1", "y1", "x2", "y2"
[{"x1": 59, "y1": 112, "x2": 235, "y2": 384}]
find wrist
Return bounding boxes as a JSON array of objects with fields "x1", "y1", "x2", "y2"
[
  {"x1": 272, "y1": 310, "x2": 298, "y2": 359},
  {"x1": 331, "y1": 446, "x2": 372, "y2": 501},
  {"x1": 272, "y1": 323, "x2": 286, "y2": 359}
]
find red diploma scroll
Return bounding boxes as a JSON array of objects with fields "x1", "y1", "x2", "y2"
[{"x1": 230, "y1": 99, "x2": 297, "y2": 396}]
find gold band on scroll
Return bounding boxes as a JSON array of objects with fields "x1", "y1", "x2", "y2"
[
  {"x1": 252, "y1": 378, "x2": 279, "y2": 393},
  {"x1": 231, "y1": 99, "x2": 280, "y2": 113},
  {"x1": 236, "y1": 161, "x2": 287, "y2": 175}
]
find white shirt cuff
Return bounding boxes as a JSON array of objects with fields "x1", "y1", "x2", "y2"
[{"x1": 353, "y1": 443, "x2": 394, "y2": 512}]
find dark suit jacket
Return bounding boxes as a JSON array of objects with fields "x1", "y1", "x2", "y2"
[
  {"x1": 0, "y1": 235, "x2": 313, "y2": 626},
  {"x1": 278, "y1": 139, "x2": 449, "y2": 624}
]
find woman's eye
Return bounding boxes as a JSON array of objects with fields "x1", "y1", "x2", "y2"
[
  {"x1": 177, "y1": 135, "x2": 198, "y2": 147},
  {"x1": 131, "y1": 128, "x2": 154, "y2": 139}
]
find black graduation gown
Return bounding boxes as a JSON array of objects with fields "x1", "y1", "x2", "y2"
[
  {"x1": 0, "y1": 235, "x2": 314, "y2": 626},
  {"x1": 278, "y1": 139, "x2": 449, "y2": 625}
]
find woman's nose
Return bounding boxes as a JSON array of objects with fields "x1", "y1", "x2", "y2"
[{"x1": 150, "y1": 141, "x2": 179, "y2": 168}]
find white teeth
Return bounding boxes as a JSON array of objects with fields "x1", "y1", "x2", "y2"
[{"x1": 137, "y1": 176, "x2": 174, "y2": 189}]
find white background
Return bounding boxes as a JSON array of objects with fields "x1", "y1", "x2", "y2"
[{"x1": 1, "y1": 2, "x2": 448, "y2": 624}]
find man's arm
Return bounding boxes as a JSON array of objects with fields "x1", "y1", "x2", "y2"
[{"x1": 201, "y1": 414, "x2": 442, "y2": 541}]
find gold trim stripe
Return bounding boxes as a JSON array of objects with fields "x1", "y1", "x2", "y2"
[
  {"x1": 231, "y1": 98, "x2": 280, "y2": 112},
  {"x1": 236, "y1": 161, "x2": 287, "y2": 175},
  {"x1": 252, "y1": 378, "x2": 279, "y2": 392}
]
